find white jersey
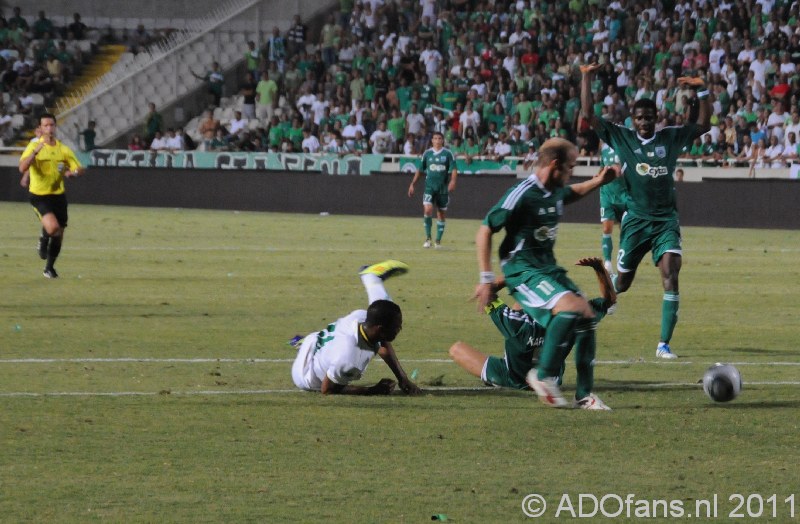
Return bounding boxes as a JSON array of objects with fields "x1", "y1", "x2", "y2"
[{"x1": 291, "y1": 310, "x2": 379, "y2": 391}]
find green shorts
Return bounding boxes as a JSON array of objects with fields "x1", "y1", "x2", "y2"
[
  {"x1": 599, "y1": 182, "x2": 626, "y2": 222},
  {"x1": 483, "y1": 355, "x2": 531, "y2": 389},
  {"x1": 505, "y1": 266, "x2": 581, "y2": 328},
  {"x1": 600, "y1": 199, "x2": 625, "y2": 222},
  {"x1": 481, "y1": 302, "x2": 545, "y2": 388},
  {"x1": 423, "y1": 187, "x2": 449, "y2": 210},
  {"x1": 618, "y1": 214, "x2": 682, "y2": 272},
  {"x1": 600, "y1": 199, "x2": 626, "y2": 223}
]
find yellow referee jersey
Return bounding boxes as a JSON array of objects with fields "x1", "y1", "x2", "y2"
[{"x1": 21, "y1": 139, "x2": 82, "y2": 196}]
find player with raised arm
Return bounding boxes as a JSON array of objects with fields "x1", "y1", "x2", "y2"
[
  {"x1": 18, "y1": 114, "x2": 86, "y2": 278},
  {"x1": 451, "y1": 257, "x2": 616, "y2": 409},
  {"x1": 291, "y1": 260, "x2": 421, "y2": 396},
  {"x1": 580, "y1": 64, "x2": 711, "y2": 359},
  {"x1": 474, "y1": 138, "x2": 619, "y2": 408},
  {"x1": 408, "y1": 131, "x2": 458, "y2": 249}
]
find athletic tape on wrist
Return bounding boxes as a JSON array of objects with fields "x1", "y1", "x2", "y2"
[{"x1": 479, "y1": 272, "x2": 495, "y2": 284}]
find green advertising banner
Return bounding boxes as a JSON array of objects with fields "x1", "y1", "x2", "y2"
[
  {"x1": 81, "y1": 150, "x2": 385, "y2": 176},
  {"x1": 397, "y1": 156, "x2": 518, "y2": 174}
]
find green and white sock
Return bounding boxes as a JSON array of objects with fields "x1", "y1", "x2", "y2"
[
  {"x1": 573, "y1": 318, "x2": 597, "y2": 400},
  {"x1": 537, "y1": 312, "x2": 580, "y2": 380},
  {"x1": 660, "y1": 291, "x2": 680, "y2": 343},
  {"x1": 423, "y1": 216, "x2": 432, "y2": 240},
  {"x1": 601, "y1": 233, "x2": 613, "y2": 265},
  {"x1": 436, "y1": 220, "x2": 445, "y2": 242}
]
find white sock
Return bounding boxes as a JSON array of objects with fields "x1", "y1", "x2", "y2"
[{"x1": 361, "y1": 273, "x2": 390, "y2": 304}]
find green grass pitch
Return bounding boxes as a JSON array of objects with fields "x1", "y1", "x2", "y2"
[{"x1": 1, "y1": 202, "x2": 799, "y2": 522}]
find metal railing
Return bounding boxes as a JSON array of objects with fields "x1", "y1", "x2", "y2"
[{"x1": 55, "y1": 0, "x2": 263, "y2": 121}]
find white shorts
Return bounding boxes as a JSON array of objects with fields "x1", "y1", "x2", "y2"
[{"x1": 291, "y1": 334, "x2": 317, "y2": 391}]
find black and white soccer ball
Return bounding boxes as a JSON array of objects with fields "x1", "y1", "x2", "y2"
[{"x1": 702, "y1": 363, "x2": 742, "y2": 402}]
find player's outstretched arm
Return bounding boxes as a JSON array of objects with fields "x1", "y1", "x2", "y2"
[
  {"x1": 565, "y1": 164, "x2": 620, "y2": 204},
  {"x1": 579, "y1": 63, "x2": 602, "y2": 129},
  {"x1": 378, "y1": 342, "x2": 421, "y2": 395},
  {"x1": 321, "y1": 375, "x2": 397, "y2": 395},
  {"x1": 576, "y1": 257, "x2": 617, "y2": 306},
  {"x1": 677, "y1": 76, "x2": 712, "y2": 137}
]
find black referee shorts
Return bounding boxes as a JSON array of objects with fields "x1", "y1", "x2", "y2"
[{"x1": 30, "y1": 193, "x2": 69, "y2": 228}]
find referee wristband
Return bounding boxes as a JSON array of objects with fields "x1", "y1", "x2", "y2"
[
  {"x1": 479, "y1": 271, "x2": 495, "y2": 284},
  {"x1": 696, "y1": 89, "x2": 709, "y2": 99}
]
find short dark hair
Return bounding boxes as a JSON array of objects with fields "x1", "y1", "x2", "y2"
[
  {"x1": 632, "y1": 98, "x2": 657, "y2": 114},
  {"x1": 365, "y1": 300, "x2": 402, "y2": 328},
  {"x1": 40, "y1": 113, "x2": 56, "y2": 124}
]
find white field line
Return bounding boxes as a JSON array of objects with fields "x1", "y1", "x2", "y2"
[
  {"x1": 1, "y1": 381, "x2": 800, "y2": 398},
  {"x1": 2, "y1": 244, "x2": 800, "y2": 253},
  {"x1": 1, "y1": 358, "x2": 799, "y2": 366}
]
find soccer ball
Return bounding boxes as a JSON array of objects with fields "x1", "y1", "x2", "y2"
[{"x1": 702, "y1": 363, "x2": 742, "y2": 402}]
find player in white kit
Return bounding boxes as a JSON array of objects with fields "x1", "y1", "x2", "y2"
[{"x1": 291, "y1": 260, "x2": 421, "y2": 395}]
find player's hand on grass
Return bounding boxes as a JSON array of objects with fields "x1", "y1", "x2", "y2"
[
  {"x1": 370, "y1": 378, "x2": 397, "y2": 395},
  {"x1": 677, "y1": 76, "x2": 705, "y2": 88},
  {"x1": 400, "y1": 379, "x2": 422, "y2": 396}
]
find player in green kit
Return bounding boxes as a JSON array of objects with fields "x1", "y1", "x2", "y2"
[
  {"x1": 474, "y1": 138, "x2": 619, "y2": 408},
  {"x1": 580, "y1": 64, "x2": 710, "y2": 359},
  {"x1": 598, "y1": 141, "x2": 626, "y2": 275},
  {"x1": 408, "y1": 131, "x2": 458, "y2": 248},
  {"x1": 451, "y1": 257, "x2": 616, "y2": 410}
]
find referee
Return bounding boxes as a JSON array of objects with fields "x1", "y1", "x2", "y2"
[{"x1": 19, "y1": 113, "x2": 85, "y2": 278}]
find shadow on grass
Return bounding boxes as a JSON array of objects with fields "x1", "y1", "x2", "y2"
[{"x1": 418, "y1": 388, "x2": 530, "y2": 398}]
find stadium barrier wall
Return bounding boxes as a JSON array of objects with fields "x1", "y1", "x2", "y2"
[{"x1": 1, "y1": 167, "x2": 798, "y2": 230}]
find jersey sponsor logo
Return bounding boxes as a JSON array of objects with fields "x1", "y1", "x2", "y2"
[
  {"x1": 533, "y1": 224, "x2": 558, "y2": 242},
  {"x1": 635, "y1": 162, "x2": 669, "y2": 178},
  {"x1": 428, "y1": 163, "x2": 447, "y2": 172}
]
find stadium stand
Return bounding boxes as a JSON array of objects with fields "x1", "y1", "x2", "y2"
[{"x1": 5, "y1": 0, "x2": 800, "y2": 177}]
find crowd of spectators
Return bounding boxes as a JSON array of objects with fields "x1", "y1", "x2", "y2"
[
  {"x1": 0, "y1": 8, "x2": 94, "y2": 145},
  {"x1": 135, "y1": 0, "x2": 800, "y2": 170}
]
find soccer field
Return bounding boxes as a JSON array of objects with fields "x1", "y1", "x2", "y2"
[{"x1": 1, "y1": 202, "x2": 799, "y2": 522}]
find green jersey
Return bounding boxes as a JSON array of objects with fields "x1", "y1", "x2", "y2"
[
  {"x1": 387, "y1": 117, "x2": 406, "y2": 141},
  {"x1": 483, "y1": 175, "x2": 574, "y2": 274},
  {"x1": 599, "y1": 143, "x2": 626, "y2": 203},
  {"x1": 594, "y1": 118, "x2": 698, "y2": 220},
  {"x1": 420, "y1": 147, "x2": 456, "y2": 191}
]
